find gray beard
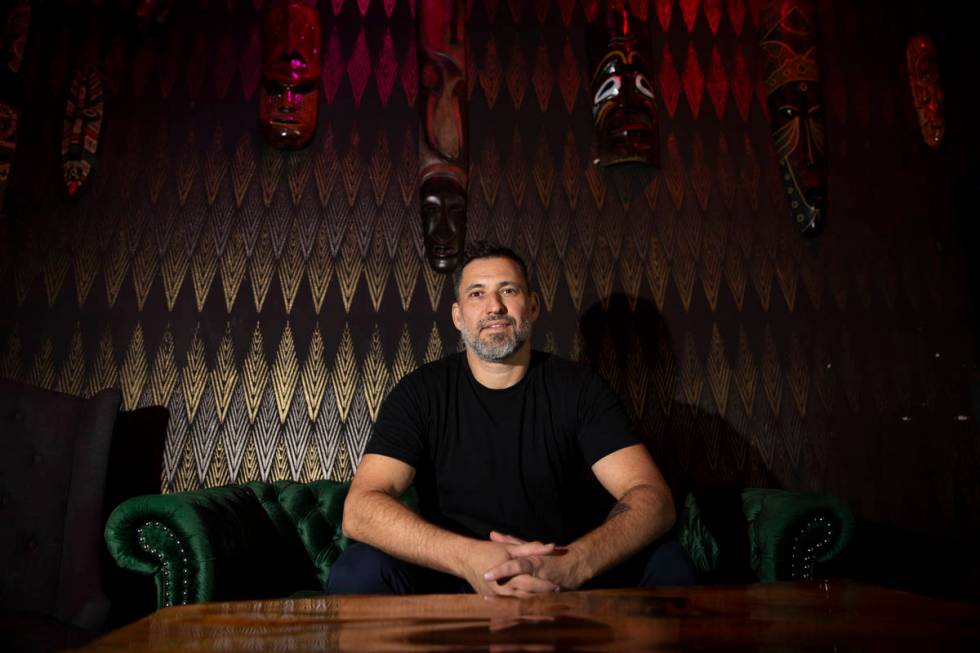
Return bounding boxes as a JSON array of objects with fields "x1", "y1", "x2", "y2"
[{"x1": 461, "y1": 317, "x2": 532, "y2": 362}]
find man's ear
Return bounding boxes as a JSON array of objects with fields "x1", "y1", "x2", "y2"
[
  {"x1": 529, "y1": 291, "x2": 541, "y2": 321},
  {"x1": 451, "y1": 302, "x2": 462, "y2": 330}
]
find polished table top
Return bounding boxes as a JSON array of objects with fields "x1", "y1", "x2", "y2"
[{"x1": 82, "y1": 582, "x2": 980, "y2": 652}]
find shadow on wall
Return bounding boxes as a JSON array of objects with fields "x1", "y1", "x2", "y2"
[{"x1": 579, "y1": 294, "x2": 781, "y2": 583}]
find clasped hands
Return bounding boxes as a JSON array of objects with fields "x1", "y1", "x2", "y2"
[{"x1": 466, "y1": 530, "x2": 584, "y2": 598}]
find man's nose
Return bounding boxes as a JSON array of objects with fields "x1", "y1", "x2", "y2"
[{"x1": 486, "y1": 291, "x2": 506, "y2": 313}]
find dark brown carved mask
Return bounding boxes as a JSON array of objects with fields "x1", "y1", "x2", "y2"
[
  {"x1": 418, "y1": 0, "x2": 468, "y2": 273},
  {"x1": 588, "y1": 1, "x2": 658, "y2": 167},
  {"x1": 259, "y1": 0, "x2": 320, "y2": 150},
  {"x1": 421, "y1": 176, "x2": 466, "y2": 273},
  {"x1": 760, "y1": 0, "x2": 826, "y2": 236}
]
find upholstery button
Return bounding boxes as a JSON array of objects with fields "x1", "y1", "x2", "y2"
[
  {"x1": 32, "y1": 452, "x2": 42, "y2": 465},
  {"x1": 27, "y1": 538, "x2": 38, "y2": 552},
  {"x1": 10, "y1": 410, "x2": 23, "y2": 423}
]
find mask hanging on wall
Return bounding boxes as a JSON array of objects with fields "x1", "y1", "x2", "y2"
[
  {"x1": 906, "y1": 35, "x2": 944, "y2": 149},
  {"x1": 62, "y1": 67, "x2": 104, "y2": 199},
  {"x1": 129, "y1": 0, "x2": 175, "y2": 38},
  {"x1": 418, "y1": 0, "x2": 468, "y2": 274},
  {"x1": 759, "y1": 0, "x2": 826, "y2": 237},
  {"x1": 259, "y1": 0, "x2": 320, "y2": 150},
  {"x1": 586, "y1": 0, "x2": 659, "y2": 168},
  {"x1": 0, "y1": 1, "x2": 30, "y2": 212}
]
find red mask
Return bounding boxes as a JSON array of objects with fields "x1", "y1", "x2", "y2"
[
  {"x1": 906, "y1": 35, "x2": 944, "y2": 149},
  {"x1": 259, "y1": 0, "x2": 320, "y2": 150},
  {"x1": 588, "y1": 0, "x2": 659, "y2": 167}
]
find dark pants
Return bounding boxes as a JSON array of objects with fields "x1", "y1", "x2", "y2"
[{"x1": 325, "y1": 538, "x2": 698, "y2": 595}]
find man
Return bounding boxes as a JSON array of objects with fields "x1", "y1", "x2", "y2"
[{"x1": 329, "y1": 242, "x2": 696, "y2": 596}]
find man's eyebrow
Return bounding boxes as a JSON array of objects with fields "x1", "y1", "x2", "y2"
[{"x1": 462, "y1": 280, "x2": 522, "y2": 292}]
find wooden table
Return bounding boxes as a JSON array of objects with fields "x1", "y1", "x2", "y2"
[{"x1": 81, "y1": 582, "x2": 980, "y2": 651}]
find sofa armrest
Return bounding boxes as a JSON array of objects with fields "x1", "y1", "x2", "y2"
[
  {"x1": 104, "y1": 485, "x2": 312, "y2": 608},
  {"x1": 741, "y1": 488, "x2": 856, "y2": 582}
]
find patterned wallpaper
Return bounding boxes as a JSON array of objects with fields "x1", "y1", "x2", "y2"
[{"x1": 0, "y1": 1, "x2": 976, "y2": 544}]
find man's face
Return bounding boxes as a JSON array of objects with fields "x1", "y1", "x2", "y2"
[
  {"x1": 421, "y1": 176, "x2": 466, "y2": 273},
  {"x1": 452, "y1": 257, "x2": 539, "y2": 363},
  {"x1": 259, "y1": 0, "x2": 320, "y2": 150}
]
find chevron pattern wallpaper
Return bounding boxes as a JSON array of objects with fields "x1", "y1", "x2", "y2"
[{"x1": 0, "y1": 1, "x2": 976, "y2": 545}]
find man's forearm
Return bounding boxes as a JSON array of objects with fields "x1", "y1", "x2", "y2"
[
  {"x1": 565, "y1": 483, "x2": 676, "y2": 586},
  {"x1": 342, "y1": 489, "x2": 475, "y2": 577}
]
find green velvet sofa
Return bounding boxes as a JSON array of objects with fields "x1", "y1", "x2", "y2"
[{"x1": 104, "y1": 480, "x2": 855, "y2": 609}]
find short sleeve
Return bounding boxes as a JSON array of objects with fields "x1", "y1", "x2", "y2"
[
  {"x1": 363, "y1": 374, "x2": 427, "y2": 469},
  {"x1": 576, "y1": 372, "x2": 639, "y2": 465}
]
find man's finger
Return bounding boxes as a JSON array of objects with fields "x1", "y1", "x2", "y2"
[
  {"x1": 484, "y1": 557, "x2": 536, "y2": 582},
  {"x1": 506, "y1": 541, "x2": 554, "y2": 558},
  {"x1": 501, "y1": 573, "x2": 559, "y2": 595},
  {"x1": 489, "y1": 531, "x2": 524, "y2": 545}
]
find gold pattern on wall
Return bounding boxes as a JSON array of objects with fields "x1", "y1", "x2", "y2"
[
  {"x1": 56, "y1": 326, "x2": 86, "y2": 397},
  {"x1": 331, "y1": 325, "x2": 358, "y2": 423},
  {"x1": 272, "y1": 323, "x2": 299, "y2": 424},
  {"x1": 121, "y1": 322, "x2": 147, "y2": 410}
]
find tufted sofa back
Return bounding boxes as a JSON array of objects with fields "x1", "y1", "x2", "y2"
[{"x1": 105, "y1": 478, "x2": 418, "y2": 606}]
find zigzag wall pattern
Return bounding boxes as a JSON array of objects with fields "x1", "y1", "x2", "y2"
[{"x1": 0, "y1": 1, "x2": 976, "y2": 540}]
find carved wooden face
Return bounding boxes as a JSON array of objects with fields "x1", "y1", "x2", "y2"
[
  {"x1": 421, "y1": 176, "x2": 466, "y2": 273},
  {"x1": 0, "y1": 102, "x2": 17, "y2": 184},
  {"x1": 767, "y1": 79, "x2": 826, "y2": 233},
  {"x1": 760, "y1": 0, "x2": 826, "y2": 236},
  {"x1": 259, "y1": 0, "x2": 320, "y2": 150},
  {"x1": 589, "y1": 3, "x2": 658, "y2": 167},
  {"x1": 62, "y1": 67, "x2": 103, "y2": 198},
  {"x1": 907, "y1": 35, "x2": 944, "y2": 149}
]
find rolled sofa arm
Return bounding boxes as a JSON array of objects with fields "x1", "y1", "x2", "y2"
[
  {"x1": 741, "y1": 488, "x2": 856, "y2": 582},
  {"x1": 677, "y1": 488, "x2": 855, "y2": 582},
  {"x1": 104, "y1": 485, "x2": 314, "y2": 608}
]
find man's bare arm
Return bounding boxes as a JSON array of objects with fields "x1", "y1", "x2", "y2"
[
  {"x1": 484, "y1": 444, "x2": 675, "y2": 590},
  {"x1": 342, "y1": 453, "x2": 559, "y2": 596}
]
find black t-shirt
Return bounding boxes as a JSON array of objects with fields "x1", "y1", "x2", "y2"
[{"x1": 363, "y1": 350, "x2": 638, "y2": 544}]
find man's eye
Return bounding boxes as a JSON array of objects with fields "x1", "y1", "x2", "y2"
[
  {"x1": 779, "y1": 106, "x2": 798, "y2": 119},
  {"x1": 594, "y1": 76, "x2": 621, "y2": 104},
  {"x1": 469, "y1": 291, "x2": 483, "y2": 298}
]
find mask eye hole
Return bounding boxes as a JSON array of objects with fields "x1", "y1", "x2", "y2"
[
  {"x1": 779, "y1": 106, "x2": 799, "y2": 119},
  {"x1": 635, "y1": 74, "x2": 655, "y2": 99},
  {"x1": 594, "y1": 76, "x2": 621, "y2": 105}
]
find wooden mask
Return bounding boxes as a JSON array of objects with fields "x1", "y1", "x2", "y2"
[
  {"x1": 259, "y1": 0, "x2": 320, "y2": 150},
  {"x1": 906, "y1": 35, "x2": 944, "y2": 149},
  {"x1": 587, "y1": 0, "x2": 659, "y2": 168},
  {"x1": 760, "y1": 0, "x2": 826, "y2": 237},
  {"x1": 418, "y1": 0, "x2": 467, "y2": 273},
  {"x1": 62, "y1": 67, "x2": 104, "y2": 199}
]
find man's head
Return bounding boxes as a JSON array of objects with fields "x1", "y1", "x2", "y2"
[{"x1": 451, "y1": 242, "x2": 538, "y2": 363}]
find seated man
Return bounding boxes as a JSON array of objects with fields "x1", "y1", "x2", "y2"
[{"x1": 330, "y1": 242, "x2": 696, "y2": 597}]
